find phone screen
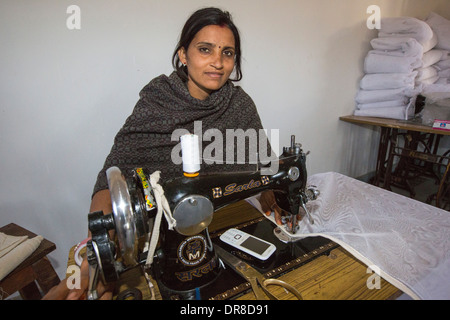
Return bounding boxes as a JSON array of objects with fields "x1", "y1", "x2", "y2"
[{"x1": 240, "y1": 236, "x2": 271, "y2": 255}]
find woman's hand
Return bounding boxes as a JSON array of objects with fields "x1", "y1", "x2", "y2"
[
  {"x1": 259, "y1": 190, "x2": 301, "y2": 229},
  {"x1": 42, "y1": 258, "x2": 114, "y2": 300},
  {"x1": 259, "y1": 190, "x2": 284, "y2": 225}
]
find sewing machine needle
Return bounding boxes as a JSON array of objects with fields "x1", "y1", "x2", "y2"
[{"x1": 300, "y1": 199, "x2": 314, "y2": 225}]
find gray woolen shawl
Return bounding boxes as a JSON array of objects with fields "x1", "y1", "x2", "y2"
[{"x1": 93, "y1": 71, "x2": 270, "y2": 196}]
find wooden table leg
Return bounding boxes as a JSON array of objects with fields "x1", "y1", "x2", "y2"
[
  {"x1": 374, "y1": 127, "x2": 391, "y2": 187},
  {"x1": 383, "y1": 128, "x2": 399, "y2": 190},
  {"x1": 19, "y1": 281, "x2": 42, "y2": 300}
]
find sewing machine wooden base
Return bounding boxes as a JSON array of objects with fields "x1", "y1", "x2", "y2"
[{"x1": 67, "y1": 201, "x2": 402, "y2": 300}]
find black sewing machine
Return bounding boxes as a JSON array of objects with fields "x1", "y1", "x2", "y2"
[{"x1": 86, "y1": 135, "x2": 318, "y2": 300}]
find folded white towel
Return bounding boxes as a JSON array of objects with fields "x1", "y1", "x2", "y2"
[
  {"x1": 416, "y1": 66, "x2": 439, "y2": 81},
  {"x1": 354, "y1": 106, "x2": 410, "y2": 120},
  {"x1": 426, "y1": 12, "x2": 450, "y2": 51},
  {"x1": 416, "y1": 76, "x2": 439, "y2": 85},
  {"x1": 423, "y1": 83, "x2": 450, "y2": 98},
  {"x1": 379, "y1": 17, "x2": 434, "y2": 46},
  {"x1": 423, "y1": 49, "x2": 445, "y2": 68},
  {"x1": 436, "y1": 77, "x2": 449, "y2": 84},
  {"x1": 440, "y1": 51, "x2": 450, "y2": 60},
  {"x1": 431, "y1": 49, "x2": 450, "y2": 61},
  {"x1": 438, "y1": 69, "x2": 450, "y2": 78},
  {"x1": 0, "y1": 235, "x2": 43, "y2": 281},
  {"x1": 357, "y1": 98, "x2": 409, "y2": 110},
  {"x1": 435, "y1": 59, "x2": 450, "y2": 70},
  {"x1": 436, "y1": 98, "x2": 450, "y2": 108},
  {"x1": 370, "y1": 37, "x2": 424, "y2": 57},
  {"x1": 360, "y1": 72, "x2": 418, "y2": 90},
  {"x1": 418, "y1": 75, "x2": 440, "y2": 85},
  {"x1": 364, "y1": 51, "x2": 422, "y2": 73},
  {"x1": 355, "y1": 87, "x2": 420, "y2": 104},
  {"x1": 422, "y1": 31, "x2": 439, "y2": 53}
]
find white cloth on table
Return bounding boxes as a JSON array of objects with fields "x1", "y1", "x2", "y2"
[
  {"x1": 0, "y1": 233, "x2": 43, "y2": 281},
  {"x1": 364, "y1": 51, "x2": 422, "y2": 73},
  {"x1": 359, "y1": 71, "x2": 417, "y2": 90},
  {"x1": 248, "y1": 172, "x2": 450, "y2": 300}
]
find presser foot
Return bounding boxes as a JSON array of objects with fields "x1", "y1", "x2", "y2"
[
  {"x1": 273, "y1": 214, "x2": 300, "y2": 243},
  {"x1": 273, "y1": 211, "x2": 300, "y2": 243},
  {"x1": 273, "y1": 226, "x2": 300, "y2": 243}
]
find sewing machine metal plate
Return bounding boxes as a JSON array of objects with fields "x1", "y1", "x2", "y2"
[{"x1": 177, "y1": 217, "x2": 337, "y2": 300}]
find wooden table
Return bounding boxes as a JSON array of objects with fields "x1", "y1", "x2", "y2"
[
  {"x1": 68, "y1": 201, "x2": 402, "y2": 300},
  {"x1": 340, "y1": 115, "x2": 449, "y2": 135},
  {"x1": 0, "y1": 223, "x2": 60, "y2": 299},
  {"x1": 340, "y1": 115, "x2": 450, "y2": 206}
]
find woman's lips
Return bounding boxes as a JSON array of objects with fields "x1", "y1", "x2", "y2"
[{"x1": 205, "y1": 72, "x2": 224, "y2": 79}]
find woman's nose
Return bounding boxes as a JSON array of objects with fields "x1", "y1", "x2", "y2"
[{"x1": 210, "y1": 51, "x2": 224, "y2": 69}]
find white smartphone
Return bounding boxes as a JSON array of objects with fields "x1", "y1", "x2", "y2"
[{"x1": 219, "y1": 228, "x2": 276, "y2": 261}]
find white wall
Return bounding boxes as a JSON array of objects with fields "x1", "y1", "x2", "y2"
[{"x1": 1, "y1": 0, "x2": 449, "y2": 279}]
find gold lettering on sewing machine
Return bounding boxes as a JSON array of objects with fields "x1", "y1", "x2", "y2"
[
  {"x1": 224, "y1": 180, "x2": 261, "y2": 196},
  {"x1": 224, "y1": 176, "x2": 270, "y2": 197},
  {"x1": 212, "y1": 176, "x2": 270, "y2": 198},
  {"x1": 175, "y1": 258, "x2": 217, "y2": 282}
]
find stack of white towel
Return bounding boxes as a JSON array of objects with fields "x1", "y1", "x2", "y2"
[
  {"x1": 432, "y1": 50, "x2": 450, "y2": 85},
  {"x1": 354, "y1": 13, "x2": 450, "y2": 120},
  {"x1": 419, "y1": 13, "x2": 450, "y2": 126},
  {"x1": 423, "y1": 12, "x2": 450, "y2": 95},
  {"x1": 354, "y1": 17, "x2": 432, "y2": 120}
]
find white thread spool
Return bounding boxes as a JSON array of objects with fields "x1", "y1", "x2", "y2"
[{"x1": 180, "y1": 134, "x2": 200, "y2": 174}]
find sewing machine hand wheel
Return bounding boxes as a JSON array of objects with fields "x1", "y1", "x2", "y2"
[
  {"x1": 106, "y1": 166, "x2": 139, "y2": 267},
  {"x1": 87, "y1": 166, "x2": 149, "y2": 288}
]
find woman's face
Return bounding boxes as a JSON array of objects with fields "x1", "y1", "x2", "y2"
[{"x1": 178, "y1": 25, "x2": 236, "y2": 100}]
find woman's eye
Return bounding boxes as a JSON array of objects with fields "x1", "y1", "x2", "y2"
[
  {"x1": 199, "y1": 47, "x2": 210, "y2": 53},
  {"x1": 223, "y1": 50, "x2": 235, "y2": 57}
]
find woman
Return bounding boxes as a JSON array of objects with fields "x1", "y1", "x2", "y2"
[
  {"x1": 44, "y1": 7, "x2": 283, "y2": 300},
  {"x1": 89, "y1": 7, "x2": 270, "y2": 219}
]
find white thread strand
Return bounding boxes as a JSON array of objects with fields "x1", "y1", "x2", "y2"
[{"x1": 145, "y1": 171, "x2": 176, "y2": 267}]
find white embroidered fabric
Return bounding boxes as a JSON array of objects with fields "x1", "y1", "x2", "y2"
[{"x1": 250, "y1": 172, "x2": 450, "y2": 300}]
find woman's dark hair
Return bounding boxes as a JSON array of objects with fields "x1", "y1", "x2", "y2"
[{"x1": 172, "y1": 7, "x2": 242, "y2": 82}]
